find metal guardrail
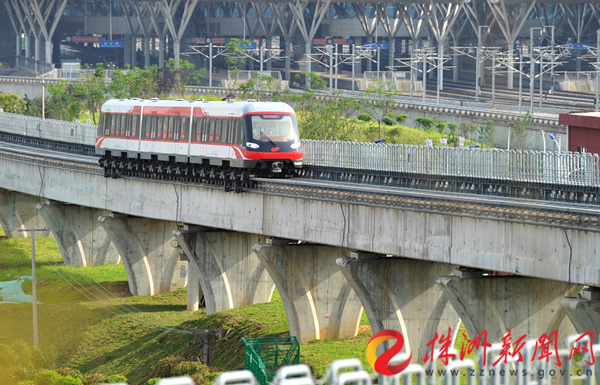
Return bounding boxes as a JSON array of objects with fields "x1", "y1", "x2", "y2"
[
  {"x1": 0, "y1": 112, "x2": 595, "y2": 189},
  {"x1": 301, "y1": 140, "x2": 600, "y2": 188},
  {"x1": 0, "y1": 112, "x2": 97, "y2": 146}
]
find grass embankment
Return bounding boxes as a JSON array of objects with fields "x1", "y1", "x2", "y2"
[{"x1": 0, "y1": 230, "x2": 474, "y2": 385}]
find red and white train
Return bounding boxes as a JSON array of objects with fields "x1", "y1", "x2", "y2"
[{"x1": 96, "y1": 98, "x2": 303, "y2": 183}]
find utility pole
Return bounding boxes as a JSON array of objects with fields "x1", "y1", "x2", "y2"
[
  {"x1": 596, "y1": 29, "x2": 600, "y2": 111},
  {"x1": 18, "y1": 227, "x2": 47, "y2": 348}
]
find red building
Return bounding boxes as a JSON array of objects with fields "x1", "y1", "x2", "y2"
[{"x1": 559, "y1": 111, "x2": 600, "y2": 155}]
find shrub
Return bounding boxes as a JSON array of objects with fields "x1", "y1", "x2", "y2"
[
  {"x1": 56, "y1": 377, "x2": 83, "y2": 385},
  {"x1": 396, "y1": 114, "x2": 408, "y2": 124},
  {"x1": 152, "y1": 356, "x2": 185, "y2": 378},
  {"x1": 382, "y1": 116, "x2": 395, "y2": 126},
  {"x1": 0, "y1": 340, "x2": 45, "y2": 383},
  {"x1": 357, "y1": 113, "x2": 373, "y2": 122},
  {"x1": 388, "y1": 127, "x2": 401, "y2": 136},
  {"x1": 414, "y1": 117, "x2": 434, "y2": 130},
  {"x1": 56, "y1": 368, "x2": 83, "y2": 381},
  {"x1": 82, "y1": 373, "x2": 108, "y2": 385},
  {"x1": 173, "y1": 361, "x2": 210, "y2": 377},
  {"x1": 460, "y1": 122, "x2": 478, "y2": 139},
  {"x1": 147, "y1": 379, "x2": 160, "y2": 385},
  {"x1": 97, "y1": 375, "x2": 127, "y2": 383},
  {"x1": 34, "y1": 370, "x2": 62, "y2": 385},
  {"x1": 17, "y1": 382, "x2": 35, "y2": 385},
  {"x1": 478, "y1": 119, "x2": 495, "y2": 146},
  {"x1": 435, "y1": 121, "x2": 447, "y2": 134}
]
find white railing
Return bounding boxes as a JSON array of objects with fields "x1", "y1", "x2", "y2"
[{"x1": 0, "y1": 112, "x2": 595, "y2": 188}]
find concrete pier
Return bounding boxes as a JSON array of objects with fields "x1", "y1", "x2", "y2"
[
  {"x1": 173, "y1": 227, "x2": 274, "y2": 314},
  {"x1": 37, "y1": 200, "x2": 120, "y2": 266},
  {"x1": 254, "y1": 240, "x2": 363, "y2": 343},
  {"x1": 98, "y1": 214, "x2": 188, "y2": 296},
  {"x1": 560, "y1": 287, "x2": 600, "y2": 339},
  {"x1": 337, "y1": 254, "x2": 459, "y2": 362},
  {"x1": 0, "y1": 189, "x2": 49, "y2": 238},
  {"x1": 438, "y1": 272, "x2": 579, "y2": 345}
]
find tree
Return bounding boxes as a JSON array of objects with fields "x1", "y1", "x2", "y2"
[
  {"x1": 0, "y1": 93, "x2": 25, "y2": 114},
  {"x1": 478, "y1": 119, "x2": 495, "y2": 146},
  {"x1": 460, "y1": 122, "x2": 478, "y2": 140},
  {"x1": 510, "y1": 112, "x2": 533, "y2": 150},
  {"x1": 225, "y1": 38, "x2": 251, "y2": 89},
  {"x1": 364, "y1": 80, "x2": 401, "y2": 137},
  {"x1": 46, "y1": 80, "x2": 85, "y2": 121},
  {"x1": 238, "y1": 73, "x2": 276, "y2": 99},
  {"x1": 109, "y1": 65, "x2": 163, "y2": 99},
  {"x1": 165, "y1": 58, "x2": 206, "y2": 98},
  {"x1": 78, "y1": 63, "x2": 108, "y2": 124},
  {"x1": 294, "y1": 72, "x2": 326, "y2": 90},
  {"x1": 273, "y1": 90, "x2": 362, "y2": 141}
]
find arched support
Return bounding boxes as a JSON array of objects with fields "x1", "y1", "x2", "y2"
[
  {"x1": 173, "y1": 227, "x2": 274, "y2": 314},
  {"x1": 337, "y1": 254, "x2": 459, "y2": 362},
  {"x1": 98, "y1": 214, "x2": 187, "y2": 296},
  {"x1": 560, "y1": 287, "x2": 600, "y2": 338},
  {"x1": 254, "y1": 240, "x2": 363, "y2": 344},
  {"x1": 438, "y1": 271, "x2": 579, "y2": 346},
  {"x1": 36, "y1": 201, "x2": 119, "y2": 266},
  {"x1": 0, "y1": 190, "x2": 49, "y2": 238}
]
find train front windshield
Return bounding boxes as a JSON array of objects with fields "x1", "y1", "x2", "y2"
[{"x1": 250, "y1": 115, "x2": 299, "y2": 143}]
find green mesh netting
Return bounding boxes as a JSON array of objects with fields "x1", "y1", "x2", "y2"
[{"x1": 0, "y1": 276, "x2": 40, "y2": 304}]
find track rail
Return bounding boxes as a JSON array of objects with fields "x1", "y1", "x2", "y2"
[{"x1": 2, "y1": 143, "x2": 599, "y2": 232}]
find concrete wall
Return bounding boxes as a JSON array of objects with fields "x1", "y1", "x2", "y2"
[{"x1": 0, "y1": 157, "x2": 598, "y2": 287}]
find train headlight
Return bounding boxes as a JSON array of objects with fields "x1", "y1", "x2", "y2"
[
  {"x1": 294, "y1": 161, "x2": 303, "y2": 168},
  {"x1": 246, "y1": 142, "x2": 259, "y2": 149},
  {"x1": 290, "y1": 142, "x2": 301, "y2": 150}
]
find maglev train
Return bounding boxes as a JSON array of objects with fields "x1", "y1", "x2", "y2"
[{"x1": 96, "y1": 98, "x2": 303, "y2": 181}]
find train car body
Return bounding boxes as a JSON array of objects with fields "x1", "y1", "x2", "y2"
[{"x1": 96, "y1": 99, "x2": 302, "y2": 180}]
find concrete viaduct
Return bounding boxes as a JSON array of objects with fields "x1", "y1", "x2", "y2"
[{"x1": 2, "y1": 150, "x2": 600, "y2": 363}]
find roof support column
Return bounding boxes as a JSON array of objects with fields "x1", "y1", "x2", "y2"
[
  {"x1": 561, "y1": 4, "x2": 594, "y2": 72},
  {"x1": 376, "y1": 3, "x2": 404, "y2": 75},
  {"x1": 290, "y1": 0, "x2": 331, "y2": 87},
  {"x1": 26, "y1": 0, "x2": 68, "y2": 65},
  {"x1": 488, "y1": 0, "x2": 537, "y2": 89},
  {"x1": 425, "y1": 0, "x2": 464, "y2": 91},
  {"x1": 145, "y1": 2, "x2": 169, "y2": 68},
  {"x1": 353, "y1": 3, "x2": 378, "y2": 72},
  {"x1": 273, "y1": 2, "x2": 299, "y2": 81},
  {"x1": 158, "y1": 0, "x2": 199, "y2": 64}
]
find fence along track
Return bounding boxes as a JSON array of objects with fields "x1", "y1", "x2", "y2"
[{"x1": 0, "y1": 112, "x2": 599, "y2": 204}]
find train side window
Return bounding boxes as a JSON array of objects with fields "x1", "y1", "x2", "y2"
[
  {"x1": 120, "y1": 116, "x2": 126, "y2": 137},
  {"x1": 235, "y1": 119, "x2": 244, "y2": 144},
  {"x1": 180, "y1": 117, "x2": 189, "y2": 141},
  {"x1": 143, "y1": 116, "x2": 151, "y2": 139},
  {"x1": 131, "y1": 115, "x2": 139, "y2": 137},
  {"x1": 103, "y1": 114, "x2": 111, "y2": 135},
  {"x1": 98, "y1": 114, "x2": 105, "y2": 137},
  {"x1": 156, "y1": 116, "x2": 164, "y2": 139},
  {"x1": 110, "y1": 114, "x2": 118, "y2": 136},
  {"x1": 217, "y1": 119, "x2": 224, "y2": 142},
  {"x1": 201, "y1": 119, "x2": 208, "y2": 141},
  {"x1": 150, "y1": 116, "x2": 157, "y2": 139},
  {"x1": 208, "y1": 118, "x2": 215, "y2": 142},
  {"x1": 166, "y1": 116, "x2": 174, "y2": 140},
  {"x1": 192, "y1": 117, "x2": 199, "y2": 141}
]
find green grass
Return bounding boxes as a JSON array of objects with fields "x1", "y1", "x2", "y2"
[{"x1": 0, "y1": 229, "x2": 478, "y2": 385}]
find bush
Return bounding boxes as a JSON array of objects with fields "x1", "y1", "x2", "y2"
[
  {"x1": 34, "y1": 370, "x2": 62, "y2": 385},
  {"x1": 357, "y1": 113, "x2": 373, "y2": 122},
  {"x1": 460, "y1": 122, "x2": 478, "y2": 139},
  {"x1": 396, "y1": 114, "x2": 408, "y2": 124},
  {"x1": 414, "y1": 117, "x2": 435, "y2": 130},
  {"x1": 56, "y1": 377, "x2": 83, "y2": 385},
  {"x1": 173, "y1": 361, "x2": 210, "y2": 377},
  {"x1": 382, "y1": 116, "x2": 395, "y2": 126},
  {"x1": 152, "y1": 356, "x2": 185, "y2": 378},
  {"x1": 435, "y1": 121, "x2": 447, "y2": 134},
  {"x1": 0, "y1": 341, "x2": 45, "y2": 383},
  {"x1": 97, "y1": 375, "x2": 127, "y2": 384},
  {"x1": 17, "y1": 382, "x2": 35, "y2": 385},
  {"x1": 56, "y1": 368, "x2": 83, "y2": 381},
  {"x1": 82, "y1": 373, "x2": 108, "y2": 385},
  {"x1": 147, "y1": 379, "x2": 160, "y2": 385}
]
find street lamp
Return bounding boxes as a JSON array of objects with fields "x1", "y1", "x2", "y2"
[
  {"x1": 549, "y1": 133, "x2": 560, "y2": 152},
  {"x1": 476, "y1": 26, "x2": 490, "y2": 102},
  {"x1": 540, "y1": 130, "x2": 546, "y2": 152}
]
